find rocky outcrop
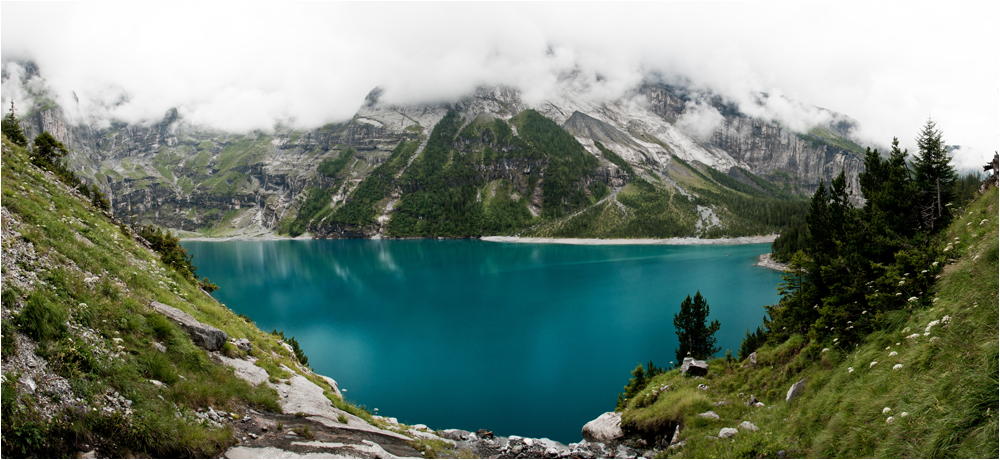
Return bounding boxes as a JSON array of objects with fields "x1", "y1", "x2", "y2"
[
  {"x1": 582, "y1": 412, "x2": 624, "y2": 445},
  {"x1": 679, "y1": 357, "x2": 709, "y2": 376},
  {"x1": 149, "y1": 300, "x2": 227, "y2": 351}
]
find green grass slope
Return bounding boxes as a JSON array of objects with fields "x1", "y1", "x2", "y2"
[
  {"x1": 0, "y1": 136, "x2": 373, "y2": 457},
  {"x1": 616, "y1": 187, "x2": 998, "y2": 458}
]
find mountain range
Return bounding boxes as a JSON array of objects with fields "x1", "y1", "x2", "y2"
[{"x1": 7, "y1": 63, "x2": 867, "y2": 239}]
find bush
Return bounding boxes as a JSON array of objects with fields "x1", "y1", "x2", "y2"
[{"x1": 15, "y1": 294, "x2": 67, "y2": 342}]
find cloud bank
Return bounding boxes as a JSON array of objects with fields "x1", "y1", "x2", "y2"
[{"x1": 1, "y1": 2, "x2": 997, "y2": 169}]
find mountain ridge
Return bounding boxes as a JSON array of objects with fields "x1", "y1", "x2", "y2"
[{"x1": 3, "y1": 63, "x2": 865, "y2": 239}]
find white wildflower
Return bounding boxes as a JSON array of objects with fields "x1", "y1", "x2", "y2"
[
  {"x1": 904, "y1": 273, "x2": 910, "y2": 277},
  {"x1": 883, "y1": 407, "x2": 892, "y2": 414},
  {"x1": 941, "y1": 315, "x2": 951, "y2": 324},
  {"x1": 933, "y1": 298, "x2": 939, "y2": 303},
  {"x1": 898, "y1": 280, "x2": 906, "y2": 285},
  {"x1": 901, "y1": 327, "x2": 910, "y2": 333},
  {"x1": 862, "y1": 310, "x2": 868, "y2": 315},
  {"x1": 921, "y1": 270, "x2": 928, "y2": 274},
  {"x1": 900, "y1": 412, "x2": 909, "y2": 418},
  {"x1": 906, "y1": 333, "x2": 920, "y2": 340},
  {"x1": 848, "y1": 367, "x2": 854, "y2": 373},
  {"x1": 929, "y1": 336, "x2": 940, "y2": 342},
  {"x1": 870, "y1": 361, "x2": 878, "y2": 368},
  {"x1": 932, "y1": 261, "x2": 939, "y2": 267},
  {"x1": 980, "y1": 219, "x2": 989, "y2": 225},
  {"x1": 893, "y1": 364, "x2": 903, "y2": 370},
  {"x1": 885, "y1": 346, "x2": 892, "y2": 350},
  {"x1": 907, "y1": 296, "x2": 919, "y2": 302},
  {"x1": 888, "y1": 351, "x2": 898, "y2": 357},
  {"x1": 822, "y1": 348, "x2": 829, "y2": 353},
  {"x1": 886, "y1": 416, "x2": 895, "y2": 424}
]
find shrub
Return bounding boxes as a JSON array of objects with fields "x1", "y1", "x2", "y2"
[{"x1": 15, "y1": 293, "x2": 67, "y2": 342}]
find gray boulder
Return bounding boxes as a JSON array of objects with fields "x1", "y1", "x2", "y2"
[
  {"x1": 698, "y1": 411, "x2": 720, "y2": 420},
  {"x1": 679, "y1": 357, "x2": 709, "y2": 376},
  {"x1": 719, "y1": 428, "x2": 738, "y2": 438},
  {"x1": 786, "y1": 378, "x2": 806, "y2": 402},
  {"x1": 150, "y1": 301, "x2": 227, "y2": 351},
  {"x1": 738, "y1": 421, "x2": 759, "y2": 432},
  {"x1": 582, "y1": 412, "x2": 624, "y2": 445}
]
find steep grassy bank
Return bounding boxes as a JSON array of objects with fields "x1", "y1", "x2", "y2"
[
  {"x1": 0, "y1": 136, "x2": 440, "y2": 458},
  {"x1": 614, "y1": 186, "x2": 998, "y2": 458}
]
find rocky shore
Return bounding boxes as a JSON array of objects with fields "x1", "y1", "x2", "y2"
[{"x1": 754, "y1": 253, "x2": 790, "y2": 271}]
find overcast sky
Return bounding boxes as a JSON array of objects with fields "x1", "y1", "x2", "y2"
[{"x1": 2, "y1": 1, "x2": 997, "y2": 170}]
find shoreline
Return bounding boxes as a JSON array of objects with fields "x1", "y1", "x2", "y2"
[
  {"x1": 180, "y1": 232, "x2": 780, "y2": 246},
  {"x1": 754, "y1": 252, "x2": 790, "y2": 272},
  {"x1": 480, "y1": 234, "x2": 779, "y2": 246}
]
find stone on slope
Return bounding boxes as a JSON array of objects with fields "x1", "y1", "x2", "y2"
[
  {"x1": 719, "y1": 428, "x2": 738, "y2": 438},
  {"x1": 149, "y1": 301, "x2": 227, "y2": 351},
  {"x1": 582, "y1": 412, "x2": 624, "y2": 445},
  {"x1": 738, "y1": 421, "x2": 759, "y2": 432},
  {"x1": 698, "y1": 411, "x2": 720, "y2": 420},
  {"x1": 679, "y1": 357, "x2": 709, "y2": 376},
  {"x1": 786, "y1": 378, "x2": 806, "y2": 403}
]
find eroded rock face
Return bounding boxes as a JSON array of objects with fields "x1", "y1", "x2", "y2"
[
  {"x1": 582, "y1": 412, "x2": 624, "y2": 445},
  {"x1": 149, "y1": 301, "x2": 227, "y2": 351}
]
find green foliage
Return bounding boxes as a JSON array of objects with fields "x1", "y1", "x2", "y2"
[
  {"x1": 282, "y1": 187, "x2": 331, "y2": 237},
  {"x1": 2, "y1": 102, "x2": 28, "y2": 147},
  {"x1": 390, "y1": 110, "x2": 488, "y2": 236},
  {"x1": 512, "y1": 110, "x2": 599, "y2": 217},
  {"x1": 32, "y1": 132, "x2": 69, "y2": 165},
  {"x1": 674, "y1": 291, "x2": 721, "y2": 362},
  {"x1": 318, "y1": 148, "x2": 354, "y2": 178},
  {"x1": 333, "y1": 139, "x2": 417, "y2": 227},
  {"x1": 913, "y1": 119, "x2": 958, "y2": 231},
  {"x1": 15, "y1": 292, "x2": 68, "y2": 342},
  {"x1": 137, "y1": 225, "x2": 196, "y2": 278},
  {"x1": 286, "y1": 336, "x2": 309, "y2": 368}
]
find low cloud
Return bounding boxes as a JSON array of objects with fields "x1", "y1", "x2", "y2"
[
  {"x1": 0, "y1": 1, "x2": 995, "y2": 162},
  {"x1": 676, "y1": 100, "x2": 725, "y2": 140}
]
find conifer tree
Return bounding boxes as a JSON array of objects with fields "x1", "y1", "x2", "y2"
[
  {"x1": 913, "y1": 118, "x2": 956, "y2": 231},
  {"x1": 673, "y1": 291, "x2": 721, "y2": 363},
  {"x1": 2, "y1": 102, "x2": 28, "y2": 147}
]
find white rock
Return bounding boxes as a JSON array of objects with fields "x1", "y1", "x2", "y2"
[
  {"x1": 698, "y1": 411, "x2": 720, "y2": 420},
  {"x1": 738, "y1": 421, "x2": 759, "y2": 432},
  {"x1": 582, "y1": 412, "x2": 624, "y2": 445},
  {"x1": 718, "y1": 427, "x2": 738, "y2": 438}
]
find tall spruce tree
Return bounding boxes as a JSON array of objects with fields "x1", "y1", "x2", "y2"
[
  {"x1": 913, "y1": 118, "x2": 956, "y2": 231},
  {"x1": 673, "y1": 291, "x2": 721, "y2": 363}
]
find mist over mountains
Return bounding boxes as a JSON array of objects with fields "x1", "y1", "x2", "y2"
[{"x1": 1, "y1": 1, "x2": 996, "y2": 170}]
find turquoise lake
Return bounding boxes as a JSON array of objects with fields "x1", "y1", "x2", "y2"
[{"x1": 182, "y1": 239, "x2": 782, "y2": 443}]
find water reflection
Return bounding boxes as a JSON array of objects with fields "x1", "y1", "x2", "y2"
[{"x1": 183, "y1": 240, "x2": 782, "y2": 444}]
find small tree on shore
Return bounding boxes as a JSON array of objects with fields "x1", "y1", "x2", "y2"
[{"x1": 674, "y1": 291, "x2": 721, "y2": 363}]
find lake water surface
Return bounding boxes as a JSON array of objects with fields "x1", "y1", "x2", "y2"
[{"x1": 182, "y1": 239, "x2": 782, "y2": 443}]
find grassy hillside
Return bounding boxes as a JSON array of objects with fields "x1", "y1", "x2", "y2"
[
  {"x1": 613, "y1": 186, "x2": 998, "y2": 458},
  {"x1": 0, "y1": 136, "x2": 390, "y2": 457}
]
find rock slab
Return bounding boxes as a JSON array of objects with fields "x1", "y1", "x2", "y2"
[
  {"x1": 786, "y1": 378, "x2": 806, "y2": 402},
  {"x1": 150, "y1": 301, "x2": 227, "y2": 351},
  {"x1": 582, "y1": 412, "x2": 624, "y2": 445}
]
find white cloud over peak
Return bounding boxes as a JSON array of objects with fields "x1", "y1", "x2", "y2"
[{"x1": 0, "y1": 1, "x2": 996, "y2": 169}]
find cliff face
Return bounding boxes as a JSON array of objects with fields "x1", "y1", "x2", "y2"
[
  {"x1": 639, "y1": 83, "x2": 864, "y2": 195},
  {"x1": 9, "y1": 68, "x2": 866, "y2": 237}
]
